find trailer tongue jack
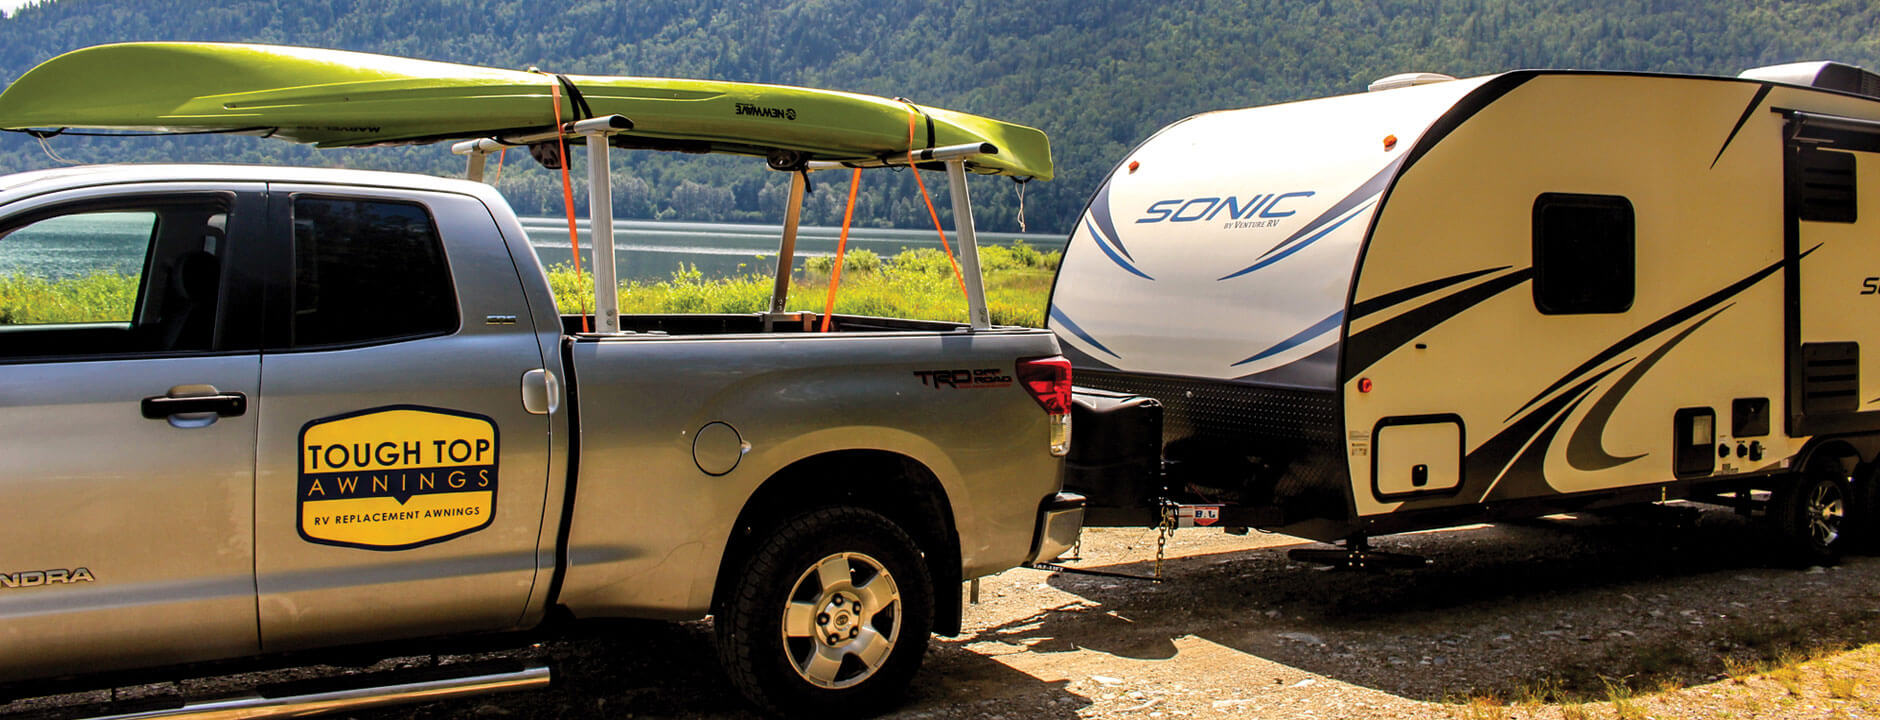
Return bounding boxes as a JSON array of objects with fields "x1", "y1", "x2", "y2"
[{"x1": 1286, "y1": 536, "x2": 1430, "y2": 571}]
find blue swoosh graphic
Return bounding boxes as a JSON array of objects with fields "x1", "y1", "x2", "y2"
[
  {"x1": 1049, "y1": 306, "x2": 1122, "y2": 359},
  {"x1": 1231, "y1": 310, "x2": 1344, "y2": 366},
  {"x1": 1217, "y1": 200, "x2": 1374, "y2": 281},
  {"x1": 1085, "y1": 216, "x2": 1154, "y2": 280},
  {"x1": 1251, "y1": 154, "x2": 1405, "y2": 262}
]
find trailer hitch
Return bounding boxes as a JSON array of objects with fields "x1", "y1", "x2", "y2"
[{"x1": 1029, "y1": 562, "x2": 1162, "y2": 583}]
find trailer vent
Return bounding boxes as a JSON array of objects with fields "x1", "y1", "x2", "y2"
[
  {"x1": 1800, "y1": 342, "x2": 1860, "y2": 416},
  {"x1": 1368, "y1": 72, "x2": 1457, "y2": 92},
  {"x1": 1740, "y1": 61, "x2": 1880, "y2": 100},
  {"x1": 1796, "y1": 146, "x2": 1858, "y2": 223}
]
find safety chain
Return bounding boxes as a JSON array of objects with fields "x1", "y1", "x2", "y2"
[{"x1": 1153, "y1": 504, "x2": 1176, "y2": 581}]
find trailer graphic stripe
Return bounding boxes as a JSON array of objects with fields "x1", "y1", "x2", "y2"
[
  {"x1": 1049, "y1": 306, "x2": 1122, "y2": 359},
  {"x1": 1488, "y1": 390, "x2": 1594, "y2": 501},
  {"x1": 1565, "y1": 307, "x2": 1729, "y2": 472},
  {"x1": 1342, "y1": 268, "x2": 1534, "y2": 376},
  {"x1": 1083, "y1": 215, "x2": 1154, "y2": 280},
  {"x1": 1217, "y1": 200, "x2": 1376, "y2": 281},
  {"x1": 1232, "y1": 310, "x2": 1343, "y2": 367},
  {"x1": 1712, "y1": 84, "x2": 1772, "y2": 169},
  {"x1": 1505, "y1": 250, "x2": 1807, "y2": 422},
  {"x1": 1349, "y1": 266, "x2": 1511, "y2": 320},
  {"x1": 1459, "y1": 365, "x2": 1621, "y2": 504},
  {"x1": 1247, "y1": 155, "x2": 1406, "y2": 265},
  {"x1": 1087, "y1": 179, "x2": 1134, "y2": 261}
]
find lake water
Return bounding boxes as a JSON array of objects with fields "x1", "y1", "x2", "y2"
[
  {"x1": 0, "y1": 214, "x2": 1067, "y2": 282},
  {"x1": 522, "y1": 218, "x2": 1065, "y2": 281}
]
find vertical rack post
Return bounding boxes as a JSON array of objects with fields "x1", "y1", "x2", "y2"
[
  {"x1": 770, "y1": 171, "x2": 808, "y2": 314},
  {"x1": 584, "y1": 132, "x2": 621, "y2": 334},
  {"x1": 944, "y1": 161, "x2": 991, "y2": 330},
  {"x1": 466, "y1": 152, "x2": 488, "y2": 184}
]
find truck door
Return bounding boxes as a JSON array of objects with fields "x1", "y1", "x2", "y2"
[
  {"x1": 0, "y1": 185, "x2": 266, "y2": 676},
  {"x1": 252, "y1": 186, "x2": 552, "y2": 650},
  {"x1": 1784, "y1": 112, "x2": 1880, "y2": 437}
]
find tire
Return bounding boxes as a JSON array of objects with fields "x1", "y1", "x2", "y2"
[
  {"x1": 716, "y1": 506, "x2": 934, "y2": 717},
  {"x1": 1768, "y1": 462, "x2": 1853, "y2": 565},
  {"x1": 1850, "y1": 469, "x2": 1880, "y2": 554}
]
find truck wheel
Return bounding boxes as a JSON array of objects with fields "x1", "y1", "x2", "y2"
[
  {"x1": 1769, "y1": 464, "x2": 1852, "y2": 565},
  {"x1": 716, "y1": 506, "x2": 934, "y2": 717}
]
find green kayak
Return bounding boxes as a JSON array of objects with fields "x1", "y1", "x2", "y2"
[{"x1": 0, "y1": 42, "x2": 1052, "y2": 180}]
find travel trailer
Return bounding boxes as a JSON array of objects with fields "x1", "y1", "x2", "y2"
[{"x1": 1048, "y1": 61, "x2": 1880, "y2": 564}]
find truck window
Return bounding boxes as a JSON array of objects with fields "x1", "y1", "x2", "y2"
[
  {"x1": 0, "y1": 197, "x2": 234, "y2": 360},
  {"x1": 1532, "y1": 193, "x2": 1634, "y2": 315},
  {"x1": 290, "y1": 197, "x2": 458, "y2": 348}
]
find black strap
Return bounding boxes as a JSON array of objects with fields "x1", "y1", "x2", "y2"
[
  {"x1": 555, "y1": 74, "x2": 594, "y2": 121},
  {"x1": 893, "y1": 98, "x2": 938, "y2": 157}
]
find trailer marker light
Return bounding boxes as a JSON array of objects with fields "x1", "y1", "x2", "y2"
[
  {"x1": 1128, "y1": 160, "x2": 1140, "y2": 174},
  {"x1": 1358, "y1": 377, "x2": 1374, "y2": 393},
  {"x1": 1383, "y1": 134, "x2": 1398, "y2": 150}
]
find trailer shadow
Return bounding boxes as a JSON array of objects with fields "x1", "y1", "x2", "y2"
[{"x1": 964, "y1": 507, "x2": 1880, "y2": 702}]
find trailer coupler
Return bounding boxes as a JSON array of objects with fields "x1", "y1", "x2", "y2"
[{"x1": 1286, "y1": 536, "x2": 1429, "y2": 571}]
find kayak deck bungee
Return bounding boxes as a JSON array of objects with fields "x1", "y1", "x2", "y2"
[{"x1": 0, "y1": 42, "x2": 1052, "y2": 180}]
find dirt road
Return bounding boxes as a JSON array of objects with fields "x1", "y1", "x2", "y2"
[
  {"x1": 369, "y1": 504, "x2": 1880, "y2": 719},
  {"x1": 9, "y1": 505, "x2": 1875, "y2": 719}
]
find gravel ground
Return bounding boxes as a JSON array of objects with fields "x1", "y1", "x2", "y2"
[{"x1": 7, "y1": 503, "x2": 1877, "y2": 719}]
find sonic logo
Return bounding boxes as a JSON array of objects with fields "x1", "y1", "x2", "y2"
[{"x1": 298, "y1": 406, "x2": 499, "y2": 550}]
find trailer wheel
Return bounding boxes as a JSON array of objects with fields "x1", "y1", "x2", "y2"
[
  {"x1": 1769, "y1": 461, "x2": 1853, "y2": 565},
  {"x1": 716, "y1": 506, "x2": 933, "y2": 717}
]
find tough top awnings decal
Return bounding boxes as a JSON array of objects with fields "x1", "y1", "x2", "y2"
[{"x1": 298, "y1": 405, "x2": 499, "y2": 551}]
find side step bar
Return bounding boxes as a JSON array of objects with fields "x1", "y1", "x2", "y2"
[{"x1": 87, "y1": 663, "x2": 550, "y2": 720}]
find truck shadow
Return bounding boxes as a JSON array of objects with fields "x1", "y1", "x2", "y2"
[
  {"x1": 964, "y1": 508, "x2": 1880, "y2": 702},
  {"x1": 349, "y1": 617, "x2": 1087, "y2": 719}
]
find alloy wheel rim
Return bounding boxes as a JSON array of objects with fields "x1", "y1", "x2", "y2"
[
  {"x1": 1805, "y1": 481, "x2": 1845, "y2": 548},
  {"x1": 780, "y1": 551, "x2": 901, "y2": 689}
]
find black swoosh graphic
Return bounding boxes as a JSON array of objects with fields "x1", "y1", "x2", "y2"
[
  {"x1": 1506, "y1": 250, "x2": 1805, "y2": 422},
  {"x1": 1350, "y1": 266, "x2": 1512, "y2": 320},
  {"x1": 1416, "y1": 364, "x2": 1620, "y2": 509},
  {"x1": 1565, "y1": 306, "x2": 1730, "y2": 472},
  {"x1": 1343, "y1": 268, "x2": 1533, "y2": 377},
  {"x1": 1088, "y1": 179, "x2": 1134, "y2": 261},
  {"x1": 1712, "y1": 84, "x2": 1772, "y2": 170},
  {"x1": 1488, "y1": 389, "x2": 1594, "y2": 501}
]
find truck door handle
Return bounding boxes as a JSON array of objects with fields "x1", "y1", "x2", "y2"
[{"x1": 142, "y1": 391, "x2": 247, "y2": 419}]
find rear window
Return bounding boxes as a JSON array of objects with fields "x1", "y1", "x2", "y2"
[{"x1": 291, "y1": 197, "x2": 457, "y2": 348}]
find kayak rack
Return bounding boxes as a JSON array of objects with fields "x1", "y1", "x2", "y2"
[{"x1": 451, "y1": 117, "x2": 1000, "y2": 333}]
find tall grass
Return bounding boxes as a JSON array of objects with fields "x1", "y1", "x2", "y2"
[
  {"x1": 552, "y1": 241, "x2": 1061, "y2": 327},
  {"x1": 0, "y1": 271, "x2": 138, "y2": 324},
  {"x1": 3, "y1": 241, "x2": 1063, "y2": 329}
]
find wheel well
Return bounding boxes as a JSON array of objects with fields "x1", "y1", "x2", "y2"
[
  {"x1": 1798, "y1": 439, "x2": 1863, "y2": 480},
  {"x1": 711, "y1": 450, "x2": 965, "y2": 635}
]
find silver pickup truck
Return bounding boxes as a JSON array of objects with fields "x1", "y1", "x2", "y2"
[{"x1": 0, "y1": 162, "x2": 1080, "y2": 717}]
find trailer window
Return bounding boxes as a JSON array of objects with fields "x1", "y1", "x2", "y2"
[
  {"x1": 1532, "y1": 193, "x2": 1634, "y2": 315},
  {"x1": 290, "y1": 197, "x2": 458, "y2": 348}
]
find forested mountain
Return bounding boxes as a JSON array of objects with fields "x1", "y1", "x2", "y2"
[{"x1": 2, "y1": 0, "x2": 1877, "y2": 234}]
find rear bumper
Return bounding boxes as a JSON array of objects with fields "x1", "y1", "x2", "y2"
[{"x1": 1026, "y1": 492, "x2": 1087, "y2": 564}]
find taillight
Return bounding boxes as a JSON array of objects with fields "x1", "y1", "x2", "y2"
[{"x1": 1017, "y1": 356, "x2": 1073, "y2": 456}]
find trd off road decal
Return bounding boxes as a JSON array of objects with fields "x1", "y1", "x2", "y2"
[{"x1": 298, "y1": 406, "x2": 498, "y2": 550}]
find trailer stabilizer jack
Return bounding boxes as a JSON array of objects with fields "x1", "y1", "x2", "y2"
[{"x1": 1286, "y1": 537, "x2": 1429, "y2": 571}]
